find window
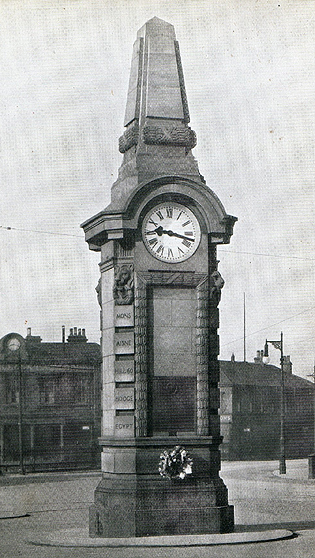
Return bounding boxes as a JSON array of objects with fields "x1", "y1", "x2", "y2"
[
  {"x1": 5, "y1": 375, "x2": 19, "y2": 404},
  {"x1": 40, "y1": 380, "x2": 55, "y2": 404},
  {"x1": 72, "y1": 376, "x2": 90, "y2": 404},
  {"x1": 39, "y1": 374, "x2": 92, "y2": 405}
]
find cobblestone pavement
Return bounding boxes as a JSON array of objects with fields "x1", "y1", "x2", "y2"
[{"x1": 1, "y1": 460, "x2": 315, "y2": 558}]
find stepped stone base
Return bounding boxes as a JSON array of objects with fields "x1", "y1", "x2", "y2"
[
  {"x1": 89, "y1": 476, "x2": 234, "y2": 537},
  {"x1": 89, "y1": 438, "x2": 234, "y2": 538}
]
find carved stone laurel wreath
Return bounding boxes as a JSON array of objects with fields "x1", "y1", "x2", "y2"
[
  {"x1": 143, "y1": 124, "x2": 197, "y2": 149},
  {"x1": 118, "y1": 122, "x2": 139, "y2": 153},
  {"x1": 118, "y1": 122, "x2": 196, "y2": 153}
]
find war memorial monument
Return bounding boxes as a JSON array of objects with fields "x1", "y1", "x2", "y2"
[{"x1": 82, "y1": 17, "x2": 237, "y2": 537}]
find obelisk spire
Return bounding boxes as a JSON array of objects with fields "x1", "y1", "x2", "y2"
[
  {"x1": 124, "y1": 17, "x2": 189, "y2": 126},
  {"x1": 111, "y1": 17, "x2": 200, "y2": 209}
]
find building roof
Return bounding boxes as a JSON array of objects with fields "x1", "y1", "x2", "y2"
[
  {"x1": 0, "y1": 331, "x2": 101, "y2": 367},
  {"x1": 220, "y1": 360, "x2": 314, "y2": 390},
  {"x1": 25, "y1": 341, "x2": 101, "y2": 366}
]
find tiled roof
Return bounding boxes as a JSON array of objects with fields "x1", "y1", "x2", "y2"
[{"x1": 26, "y1": 342, "x2": 101, "y2": 365}]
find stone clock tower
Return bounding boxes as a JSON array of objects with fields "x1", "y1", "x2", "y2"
[{"x1": 82, "y1": 17, "x2": 237, "y2": 537}]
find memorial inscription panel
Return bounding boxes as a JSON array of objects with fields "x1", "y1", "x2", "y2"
[
  {"x1": 149, "y1": 286, "x2": 197, "y2": 435},
  {"x1": 114, "y1": 305, "x2": 134, "y2": 327},
  {"x1": 114, "y1": 387, "x2": 135, "y2": 410},
  {"x1": 114, "y1": 415, "x2": 135, "y2": 438},
  {"x1": 115, "y1": 360, "x2": 135, "y2": 382},
  {"x1": 114, "y1": 332, "x2": 134, "y2": 354}
]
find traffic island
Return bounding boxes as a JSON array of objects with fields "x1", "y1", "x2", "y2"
[{"x1": 29, "y1": 528, "x2": 295, "y2": 547}]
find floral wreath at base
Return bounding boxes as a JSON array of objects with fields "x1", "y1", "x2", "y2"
[{"x1": 158, "y1": 445, "x2": 193, "y2": 480}]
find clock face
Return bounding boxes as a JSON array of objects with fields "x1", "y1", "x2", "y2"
[
  {"x1": 7, "y1": 338, "x2": 21, "y2": 351},
  {"x1": 142, "y1": 202, "x2": 201, "y2": 262}
]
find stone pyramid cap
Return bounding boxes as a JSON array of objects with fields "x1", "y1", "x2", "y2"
[{"x1": 137, "y1": 16, "x2": 176, "y2": 39}]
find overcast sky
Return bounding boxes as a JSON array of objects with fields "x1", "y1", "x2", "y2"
[{"x1": 1, "y1": 0, "x2": 315, "y2": 379}]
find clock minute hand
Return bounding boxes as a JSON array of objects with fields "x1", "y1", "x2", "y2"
[
  {"x1": 153, "y1": 226, "x2": 195, "y2": 242},
  {"x1": 164, "y1": 229, "x2": 195, "y2": 242}
]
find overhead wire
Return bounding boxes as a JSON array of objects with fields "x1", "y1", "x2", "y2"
[
  {"x1": 1, "y1": 226, "x2": 315, "y2": 261},
  {"x1": 1, "y1": 224, "x2": 314, "y2": 347},
  {"x1": 0, "y1": 225, "x2": 82, "y2": 238},
  {"x1": 219, "y1": 249, "x2": 315, "y2": 262},
  {"x1": 221, "y1": 305, "x2": 315, "y2": 348}
]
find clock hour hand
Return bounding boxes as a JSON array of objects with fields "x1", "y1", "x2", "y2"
[
  {"x1": 154, "y1": 226, "x2": 164, "y2": 236},
  {"x1": 153, "y1": 226, "x2": 195, "y2": 242}
]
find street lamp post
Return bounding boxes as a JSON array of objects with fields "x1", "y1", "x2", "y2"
[
  {"x1": 264, "y1": 332, "x2": 286, "y2": 475},
  {"x1": 307, "y1": 362, "x2": 315, "y2": 454},
  {"x1": 17, "y1": 351, "x2": 25, "y2": 475},
  {"x1": 7, "y1": 338, "x2": 25, "y2": 475}
]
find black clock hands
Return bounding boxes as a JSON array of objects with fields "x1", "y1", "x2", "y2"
[{"x1": 153, "y1": 225, "x2": 195, "y2": 242}]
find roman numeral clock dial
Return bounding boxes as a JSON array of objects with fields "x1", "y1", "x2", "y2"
[{"x1": 142, "y1": 203, "x2": 201, "y2": 262}]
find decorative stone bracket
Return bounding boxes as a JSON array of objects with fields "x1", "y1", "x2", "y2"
[{"x1": 113, "y1": 264, "x2": 134, "y2": 305}]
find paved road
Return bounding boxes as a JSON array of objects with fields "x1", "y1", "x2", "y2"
[{"x1": 1, "y1": 460, "x2": 315, "y2": 558}]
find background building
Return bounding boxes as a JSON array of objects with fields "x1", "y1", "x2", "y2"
[
  {"x1": 0, "y1": 327, "x2": 101, "y2": 472},
  {"x1": 1, "y1": 328, "x2": 313, "y2": 471},
  {"x1": 219, "y1": 353, "x2": 314, "y2": 460}
]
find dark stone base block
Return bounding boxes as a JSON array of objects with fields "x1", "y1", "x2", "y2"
[
  {"x1": 89, "y1": 438, "x2": 234, "y2": 537},
  {"x1": 89, "y1": 475, "x2": 234, "y2": 537}
]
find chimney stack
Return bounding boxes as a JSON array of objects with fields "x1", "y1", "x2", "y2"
[
  {"x1": 254, "y1": 350, "x2": 264, "y2": 364},
  {"x1": 282, "y1": 355, "x2": 292, "y2": 374},
  {"x1": 67, "y1": 327, "x2": 88, "y2": 343}
]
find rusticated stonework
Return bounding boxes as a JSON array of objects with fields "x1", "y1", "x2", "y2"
[
  {"x1": 196, "y1": 277, "x2": 210, "y2": 435},
  {"x1": 143, "y1": 124, "x2": 197, "y2": 149},
  {"x1": 134, "y1": 274, "x2": 148, "y2": 437}
]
